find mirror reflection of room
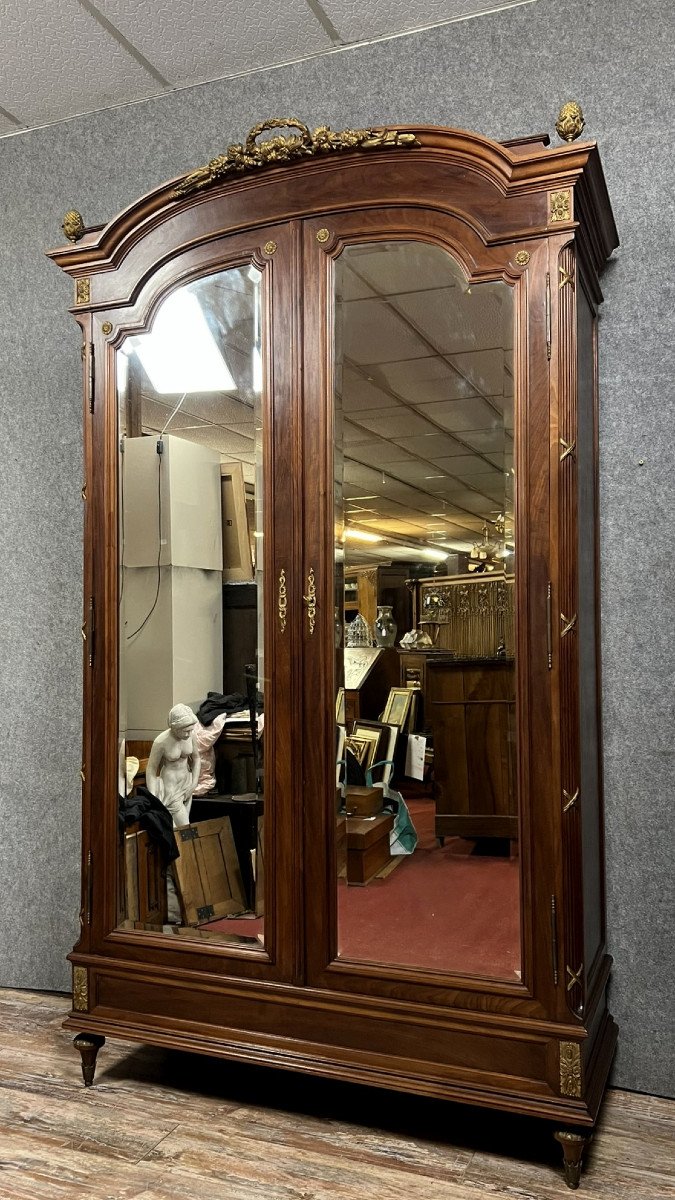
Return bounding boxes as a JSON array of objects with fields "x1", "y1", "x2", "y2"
[
  {"x1": 334, "y1": 241, "x2": 520, "y2": 981},
  {"x1": 116, "y1": 266, "x2": 266, "y2": 947}
]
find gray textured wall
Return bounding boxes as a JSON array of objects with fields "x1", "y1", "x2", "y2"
[{"x1": 1, "y1": 0, "x2": 673, "y2": 1098}]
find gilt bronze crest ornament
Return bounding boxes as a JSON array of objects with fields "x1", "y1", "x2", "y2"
[{"x1": 173, "y1": 118, "x2": 420, "y2": 197}]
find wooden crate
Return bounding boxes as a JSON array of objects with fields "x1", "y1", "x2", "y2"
[
  {"x1": 346, "y1": 813, "x2": 393, "y2": 886},
  {"x1": 173, "y1": 816, "x2": 246, "y2": 925},
  {"x1": 123, "y1": 824, "x2": 167, "y2": 926}
]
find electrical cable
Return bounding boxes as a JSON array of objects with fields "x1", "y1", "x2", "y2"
[{"x1": 126, "y1": 439, "x2": 163, "y2": 641}]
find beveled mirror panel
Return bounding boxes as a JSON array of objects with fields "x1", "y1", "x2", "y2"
[
  {"x1": 333, "y1": 240, "x2": 520, "y2": 980},
  {"x1": 116, "y1": 265, "x2": 266, "y2": 948}
]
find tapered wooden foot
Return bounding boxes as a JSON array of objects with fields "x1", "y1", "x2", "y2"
[
  {"x1": 73, "y1": 1033, "x2": 105, "y2": 1087},
  {"x1": 554, "y1": 1130, "x2": 590, "y2": 1189}
]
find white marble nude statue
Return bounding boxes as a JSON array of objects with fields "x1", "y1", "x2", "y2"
[{"x1": 146, "y1": 703, "x2": 201, "y2": 828}]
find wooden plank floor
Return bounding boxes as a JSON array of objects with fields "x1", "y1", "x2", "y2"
[{"x1": 0, "y1": 989, "x2": 673, "y2": 1199}]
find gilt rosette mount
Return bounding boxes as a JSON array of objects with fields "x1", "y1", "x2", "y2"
[{"x1": 173, "y1": 118, "x2": 420, "y2": 197}]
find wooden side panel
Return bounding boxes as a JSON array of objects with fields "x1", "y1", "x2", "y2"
[
  {"x1": 557, "y1": 243, "x2": 585, "y2": 1020},
  {"x1": 577, "y1": 284, "x2": 605, "y2": 982}
]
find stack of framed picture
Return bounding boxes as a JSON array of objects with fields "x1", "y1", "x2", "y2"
[
  {"x1": 382, "y1": 687, "x2": 419, "y2": 734},
  {"x1": 343, "y1": 720, "x2": 398, "y2": 786}
]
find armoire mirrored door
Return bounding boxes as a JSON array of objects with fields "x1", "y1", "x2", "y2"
[
  {"x1": 302, "y1": 214, "x2": 525, "y2": 994},
  {"x1": 109, "y1": 229, "x2": 302, "y2": 978}
]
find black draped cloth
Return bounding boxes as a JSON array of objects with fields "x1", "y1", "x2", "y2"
[{"x1": 119, "y1": 786, "x2": 179, "y2": 864}]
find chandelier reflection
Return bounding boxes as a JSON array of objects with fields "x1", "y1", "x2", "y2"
[{"x1": 467, "y1": 514, "x2": 513, "y2": 574}]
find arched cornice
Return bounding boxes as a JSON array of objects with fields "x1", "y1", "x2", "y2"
[{"x1": 47, "y1": 121, "x2": 618, "y2": 290}]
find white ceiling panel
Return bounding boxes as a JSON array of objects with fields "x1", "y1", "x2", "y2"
[
  {"x1": 349, "y1": 442, "x2": 416, "y2": 466},
  {"x1": 338, "y1": 265, "x2": 378, "y2": 302},
  {"x1": 439, "y1": 454, "x2": 503, "y2": 478},
  {"x1": 416, "y1": 396, "x2": 498, "y2": 433},
  {"x1": 460, "y1": 428, "x2": 509, "y2": 454},
  {"x1": 343, "y1": 463, "x2": 389, "y2": 489},
  {"x1": 172, "y1": 422, "x2": 253, "y2": 456},
  {"x1": 342, "y1": 299, "x2": 430, "y2": 365},
  {"x1": 394, "y1": 286, "x2": 512, "y2": 355},
  {"x1": 0, "y1": 0, "x2": 540, "y2": 140},
  {"x1": 321, "y1": 0, "x2": 534, "y2": 43},
  {"x1": 434, "y1": 454, "x2": 501, "y2": 473},
  {"x1": 0, "y1": 0, "x2": 163, "y2": 127},
  {"x1": 341, "y1": 374, "x2": 399, "y2": 411},
  {"x1": 440, "y1": 484, "x2": 496, "y2": 511},
  {"x1": 449, "y1": 348, "x2": 508, "y2": 395},
  {"x1": 177, "y1": 393, "x2": 257, "y2": 428},
  {"x1": 342, "y1": 241, "x2": 464, "y2": 296},
  {"x1": 140, "y1": 397, "x2": 213, "y2": 434},
  {"x1": 353, "y1": 407, "x2": 438, "y2": 439},
  {"x1": 377, "y1": 358, "x2": 475, "y2": 403},
  {"x1": 95, "y1": 0, "x2": 331, "y2": 89},
  {"x1": 393, "y1": 432, "x2": 465, "y2": 457},
  {"x1": 342, "y1": 425, "x2": 379, "y2": 446},
  {"x1": 379, "y1": 459, "x2": 445, "y2": 484}
]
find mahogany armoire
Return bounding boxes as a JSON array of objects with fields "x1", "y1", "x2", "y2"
[{"x1": 48, "y1": 106, "x2": 618, "y2": 1189}]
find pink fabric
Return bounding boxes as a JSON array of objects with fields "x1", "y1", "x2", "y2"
[{"x1": 192, "y1": 713, "x2": 228, "y2": 795}]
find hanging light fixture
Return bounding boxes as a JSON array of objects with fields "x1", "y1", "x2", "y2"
[{"x1": 467, "y1": 514, "x2": 513, "y2": 573}]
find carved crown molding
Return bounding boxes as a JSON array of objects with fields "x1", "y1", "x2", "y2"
[{"x1": 172, "y1": 118, "x2": 420, "y2": 197}]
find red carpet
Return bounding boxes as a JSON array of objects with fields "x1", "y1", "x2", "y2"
[
  {"x1": 207, "y1": 799, "x2": 520, "y2": 980},
  {"x1": 337, "y1": 798, "x2": 521, "y2": 979}
]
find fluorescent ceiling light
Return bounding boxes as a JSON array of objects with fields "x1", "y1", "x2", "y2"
[
  {"x1": 133, "y1": 290, "x2": 236, "y2": 395},
  {"x1": 344, "y1": 528, "x2": 383, "y2": 543}
]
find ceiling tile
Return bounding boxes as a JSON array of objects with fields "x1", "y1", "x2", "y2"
[
  {"x1": 440, "y1": 455, "x2": 503, "y2": 479},
  {"x1": 338, "y1": 264, "x2": 378, "y2": 302},
  {"x1": 0, "y1": 0, "x2": 163, "y2": 127},
  {"x1": 394, "y1": 432, "x2": 465, "y2": 457},
  {"x1": 394, "y1": 284, "x2": 513, "y2": 355},
  {"x1": 341, "y1": 374, "x2": 397, "y2": 410},
  {"x1": 321, "y1": 0, "x2": 533, "y2": 43},
  {"x1": 415, "y1": 396, "x2": 498, "y2": 433},
  {"x1": 461, "y1": 428, "x2": 510, "y2": 454},
  {"x1": 434, "y1": 454, "x2": 502, "y2": 473},
  {"x1": 349, "y1": 442, "x2": 416, "y2": 466},
  {"x1": 341, "y1": 241, "x2": 463, "y2": 296},
  {"x1": 377, "y1": 459, "x2": 442, "y2": 484},
  {"x1": 178, "y1": 393, "x2": 257, "y2": 428},
  {"x1": 353, "y1": 407, "x2": 437, "y2": 438},
  {"x1": 342, "y1": 425, "x2": 379, "y2": 446},
  {"x1": 377, "y1": 357, "x2": 474, "y2": 403},
  {"x1": 95, "y1": 0, "x2": 331, "y2": 88},
  {"x1": 172, "y1": 423, "x2": 253, "y2": 456},
  {"x1": 448, "y1": 348, "x2": 509, "y2": 395},
  {"x1": 340, "y1": 299, "x2": 429, "y2": 365},
  {"x1": 343, "y1": 463, "x2": 387, "y2": 488}
]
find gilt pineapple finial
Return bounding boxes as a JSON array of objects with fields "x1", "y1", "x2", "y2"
[
  {"x1": 62, "y1": 210, "x2": 86, "y2": 243},
  {"x1": 555, "y1": 102, "x2": 585, "y2": 143}
]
